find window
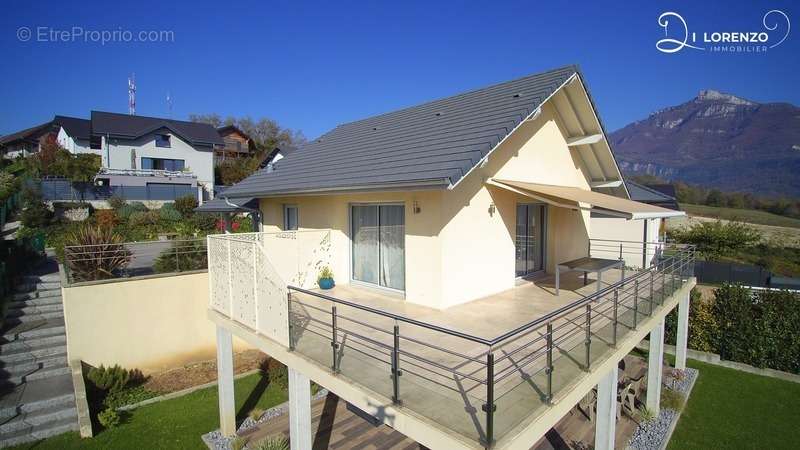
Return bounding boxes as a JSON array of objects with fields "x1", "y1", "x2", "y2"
[
  {"x1": 515, "y1": 204, "x2": 546, "y2": 276},
  {"x1": 284, "y1": 205, "x2": 298, "y2": 231},
  {"x1": 90, "y1": 135, "x2": 102, "y2": 149},
  {"x1": 155, "y1": 134, "x2": 171, "y2": 148},
  {"x1": 141, "y1": 157, "x2": 185, "y2": 171},
  {"x1": 351, "y1": 204, "x2": 405, "y2": 291}
]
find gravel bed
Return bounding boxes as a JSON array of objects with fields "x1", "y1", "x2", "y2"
[
  {"x1": 202, "y1": 388, "x2": 329, "y2": 450},
  {"x1": 627, "y1": 368, "x2": 698, "y2": 450}
]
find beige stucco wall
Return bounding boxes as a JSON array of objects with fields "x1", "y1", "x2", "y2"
[
  {"x1": 62, "y1": 271, "x2": 250, "y2": 374},
  {"x1": 254, "y1": 104, "x2": 595, "y2": 309}
]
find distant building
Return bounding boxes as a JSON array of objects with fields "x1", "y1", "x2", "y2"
[{"x1": 215, "y1": 125, "x2": 256, "y2": 164}]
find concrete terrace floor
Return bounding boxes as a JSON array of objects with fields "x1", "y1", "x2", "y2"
[
  {"x1": 288, "y1": 269, "x2": 678, "y2": 446},
  {"x1": 238, "y1": 354, "x2": 653, "y2": 450}
]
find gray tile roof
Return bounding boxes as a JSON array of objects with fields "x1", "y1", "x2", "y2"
[
  {"x1": 626, "y1": 181, "x2": 680, "y2": 210},
  {"x1": 0, "y1": 121, "x2": 54, "y2": 146},
  {"x1": 195, "y1": 196, "x2": 258, "y2": 213},
  {"x1": 222, "y1": 65, "x2": 579, "y2": 198},
  {"x1": 91, "y1": 111, "x2": 223, "y2": 146}
]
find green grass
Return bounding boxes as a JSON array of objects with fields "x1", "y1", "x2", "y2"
[
  {"x1": 681, "y1": 203, "x2": 800, "y2": 229},
  {"x1": 11, "y1": 372, "x2": 287, "y2": 450},
  {"x1": 668, "y1": 359, "x2": 800, "y2": 450}
]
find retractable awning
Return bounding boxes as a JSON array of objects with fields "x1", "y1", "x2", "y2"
[{"x1": 490, "y1": 179, "x2": 685, "y2": 220}]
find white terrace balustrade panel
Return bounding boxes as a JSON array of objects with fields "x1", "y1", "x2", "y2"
[{"x1": 207, "y1": 230, "x2": 333, "y2": 348}]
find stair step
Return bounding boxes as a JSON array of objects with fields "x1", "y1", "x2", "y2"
[
  {"x1": 0, "y1": 353, "x2": 68, "y2": 376},
  {"x1": 0, "y1": 343, "x2": 67, "y2": 363},
  {"x1": 1, "y1": 364, "x2": 71, "y2": 386},
  {"x1": 21, "y1": 274, "x2": 61, "y2": 284},
  {"x1": 5, "y1": 303, "x2": 63, "y2": 318},
  {"x1": 0, "y1": 404, "x2": 77, "y2": 435},
  {"x1": 8, "y1": 296, "x2": 62, "y2": 309},
  {"x1": 12, "y1": 290, "x2": 61, "y2": 302},
  {"x1": 1, "y1": 334, "x2": 66, "y2": 352},
  {"x1": 13, "y1": 282, "x2": 61, "y2": 294},
  {"x1": 2, "y1": 311, "x2": 63, "y2": 325},
  {"x1": 1, "y1": 321, "x2": 65, "y2": 342},
  {"x1": 0, "y1": 375, "x2": 75, "y2": 420},
  {"x1": 0, "y1": 415, "x2": 78, "y2": 447}
]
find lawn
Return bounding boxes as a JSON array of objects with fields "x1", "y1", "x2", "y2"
[
  {"x1": 680, "y1": 203, "x2": 800, "y2": 229},
  {"x1": 668, "y1": 359, "x2": 800, "y2": 450},
  {"x1": 11, "y1": 372, "x2": 287, "y2": 450}
]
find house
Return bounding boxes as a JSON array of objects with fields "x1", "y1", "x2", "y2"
[
  {"x1": 3, "y1": 111, "x2": 223, "y2": 198},
  {"x1": 216, "y1": 66, "x2": 694, "y2": 450},
  {"x1": 215, "y1": 125, "x2": 256, "y2": 164}
]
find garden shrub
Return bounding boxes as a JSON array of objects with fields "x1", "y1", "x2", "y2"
[
  {"x1": 64, "y1": 226, "x2": 132, "y2": 282},
  {"x1": 158, "y1": 203, "x2": 182, "y2": 222},
  {"x1": 94, "y1": 209, "x2": 120, "y2": 229},
  {"x1": 665, "y1": 288, "x2": 717, "y2": 352},
  {"x1": 102, "y1": 385, "x2": 157, "y2": 409},
  {"x1": 19, "y1": 186, "x2": 52, "y2": 229},
  {"x1": 265, "y1": 358, "x2": 288, "y2": 389},
  {"x1": 669, "y1": 220, "x2": 761, "y2": 260},
  {"x1": 661, "y1": 388, "x2": 685, "y2": 412},
  {"x1": 98, "y1": 408, "x2": 121, "y2": 429},
  {"x1": 230, "y1": 437, "x2": 247, "y2": 450},
  {"x1": 174, "y1": 195, "x2": 198, "y2": 217},
  {"x1": 128, "y1": 210, "x2": 160, "y2": 228},
  {"x1": 190, "y1": 213, "x2": 219, "y2": 233},
  {"x1": 250, "y1": 436, "x2": 289, "y2": 450},
  {"x1": 86, "y1": 364, "x2": 144, "y2": 393},
  {"x1": 153, "y1": 239, "x2": 208, "y2": 273},
  {"x1": 107, "y1": 195, "x2": 126, "y2": 210},
  {"x1": 0, "y1": 172, "x2": 18, "y2": 201},
  {"x1": 248, "y1": 407, "x2": 265, "y2": 421},
  {"x1": 117, "y1": 202, "x2": 148, "y2": 220}
]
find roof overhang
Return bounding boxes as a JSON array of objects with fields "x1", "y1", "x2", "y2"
[{"x1": 489, "y1": 179, "x2": 685, "y2": 220}]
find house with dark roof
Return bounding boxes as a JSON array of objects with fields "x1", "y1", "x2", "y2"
[
  {"x1": 3, "y1": 111, "x2": 224, "y2": 197},
  {"x1": 215, "y1": 125, "x2": 256, "y2": 164},
  {"x1": 206, "y1": 66, "x2": 694, "y2": 450}
]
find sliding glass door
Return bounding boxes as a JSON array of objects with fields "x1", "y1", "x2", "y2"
[
  {"x1": 515, "y1": 204, "x2": 545, "y2": 277},
  {"x1": 351, "y1": 204, "x2": 405, "y2": 291}
]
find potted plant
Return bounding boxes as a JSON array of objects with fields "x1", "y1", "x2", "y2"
[{"x1": 318, "y1": 266, "x2": 335, "y2": 290}]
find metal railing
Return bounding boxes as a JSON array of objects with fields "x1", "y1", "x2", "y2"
[
  {"x1": 284, "y1": 242, "x2": 695, "y2": 446},
  {"x1": 63, "y1": 238, "x2": 207, "y2": 284}
]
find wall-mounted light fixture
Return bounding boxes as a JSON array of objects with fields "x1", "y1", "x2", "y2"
[
  {"x1": 413, "y1": 200, "x2": 421, "y2": 214},
  {"x1": 488, "y1": 202, "x2": 496, "y2": 216}
]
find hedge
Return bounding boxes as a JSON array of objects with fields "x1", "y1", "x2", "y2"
[{"x1": 666, "y1": 285, "x2": 800, "y2": 374}]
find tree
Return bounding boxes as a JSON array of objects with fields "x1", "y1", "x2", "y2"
[
  {"x1": 669, "y1": 220, "x2": 761, "y2": 260},
  {"x1": 189, "y1": 114, "x2": 306, "y2": 152}
]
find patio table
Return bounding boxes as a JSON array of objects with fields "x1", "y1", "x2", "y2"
[{"x1": 555, "y1": 257, "x2": 624, "y2": 296}]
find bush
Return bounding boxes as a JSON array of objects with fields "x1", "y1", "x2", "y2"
[
  {"x1": 661, "y1": 388, "x2": 686, "y2": 412},
  {"x1": 86, "y1": 364, "x2": 144, "y2": 393},
  {"x1": 98, "y1": 408, "x2": 121, "y2": 429},
  {"x1": 665, "y1": 289, "x2": 717, "y2": 352},
  {"x1": 153, "y1": 239, "x2": 208, "y2": 273},
  {"x1": 94, "y1": 209, "x2": 120, "y2": 229},
  {"x1": 250, "y1": 437, "x2": 289, "y2": 450},
  {"x1": 248, "y1": 407, "x2": 265, "y2": 421},
  {"x1": 174, "y1": 195, "x2": 198, "y2": 217},
  {"x1": 190, "y1": 214, "x2": 219, "y2": 234},
  {"x1": 230, "y1": 437, "x2": 247, "y2": 450},
  {"x1": 0, "y1": 172, "x2": 18, "y2": 202},
  {"x1": 128, "y1": 210, "x2": 160, "y2": 228},
  {"x1": 19, "y1": 186, "x2": 52, "y2": 229},
  {"x1": 117, "y1": 202, "x2": 148, "y2": 220},
  {"x1": 669, "y1": 220, "x2": 761, "y2": 260},
  {"x1": 265, "y1": 359, "x2": 288, "y2": 389},
  {"x1": 159, "y1": 203, "x2": 182, "y2": 222},
  {"x1": 64, "y1": 226, "x2": 132, "y2": 282},
  {"x1": 108, "y1": 195, "x2": 126, "y2": 210},
  {"x1": 102, "y1": 385, "x2": 157, "y2": 409}
]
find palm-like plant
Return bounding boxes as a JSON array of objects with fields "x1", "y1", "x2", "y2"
[{"x1": 65, "y1": 226, "x2": 132, "y2": 282}]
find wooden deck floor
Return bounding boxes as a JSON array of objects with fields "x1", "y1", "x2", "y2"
[{"x1": 236, "y1": 355, "x2": 650, "y2": 450}]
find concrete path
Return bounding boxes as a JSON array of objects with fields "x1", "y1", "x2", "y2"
[{"x1": 0, "y1": 257, "x2": 78, "y2": 447}]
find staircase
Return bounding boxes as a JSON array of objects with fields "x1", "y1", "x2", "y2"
[{"x1": 0, "y1": 259, "x2": 78, "y2": 447}]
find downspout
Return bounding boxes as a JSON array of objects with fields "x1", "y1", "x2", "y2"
[{"x1": 223, "y1": 197, "x2": 263, "y2": 232}]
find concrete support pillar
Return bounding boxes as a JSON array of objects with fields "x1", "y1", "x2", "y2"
[
  {"x1": 216, "y1": 326, "x2": 236, "y2": 436},
  {"x1": 288, "y1": 367, "x2": 311, "y2": 450},
  {"x1": 675, "y1": 291, "x2": 690, "y2": 370},
  {"x1": 594, "y1": 365, "x2": 618, "y2": 450},
  {"x1": 647, "y1": 317, "x2": 665, "y2": 415}
]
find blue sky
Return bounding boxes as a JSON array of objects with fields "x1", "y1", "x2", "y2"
[{"x1": 1, "y1": 0, "x2": 797, "y2": 138}]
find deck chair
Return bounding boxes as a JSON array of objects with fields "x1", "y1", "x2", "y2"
[{"x1": 620, "y1": 374, "x2": 646, "y2": 418}]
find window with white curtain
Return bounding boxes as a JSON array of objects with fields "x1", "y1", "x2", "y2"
[{"x1": 351, "y1": 204, "x2": 405, "y2": 291}]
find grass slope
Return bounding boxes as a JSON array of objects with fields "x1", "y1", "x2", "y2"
[
  {"x1": 681, "y1": 204, "x2": 800, "y2": 229},
  {"x1": 668, "y1": 360, "x2": 800, "y2": 450},
  {"x1": 11, "y1": 372, "x2": 286, "y2": 450}
]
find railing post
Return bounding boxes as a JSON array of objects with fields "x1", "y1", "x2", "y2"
[
  {"x1": 649, "y1": 271, "x2": 655, "y2": 312},
  {"x1": 619, "y1": 243, "x2": 623, "y2": 260},
  {"x1": 391, "y1": 323, "x2": 402, "y2": 404},
  {"x1": 633, "y1": 280, "x2": 639, "y2": 329},
  {"x1": 612, "y1": 289, "x2": 618, "y2": 347},
  {"x1": 482, "y1": 351, "x2": 496, "y2": 447},
  {"x1": 584, "y1": 304, "x2": 592, "y2": 370},
  {"x1": 287, "y1": 291, "x2": 295, "y2": 351},
  {"x1": 546, "y1": 322, "x2": 553, "y2": 403},
  {"x1": 175, "y1": 244, "x2": 180, "y2": 272},
  {"x1": 331, "y1": 305, "x2": 340, "y2": 373}
]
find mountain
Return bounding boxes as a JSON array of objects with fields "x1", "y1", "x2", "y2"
[{"x1": 609, "y1": 90, "x2": 800, "y2": 197}]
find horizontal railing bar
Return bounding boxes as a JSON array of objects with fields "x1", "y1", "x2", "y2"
[
  {"x1": 398, "y1": 351, "x2": 487, "y2": 384},
  {"x1": 399, "y1": 334, "x2": 486, "y2": 363}
]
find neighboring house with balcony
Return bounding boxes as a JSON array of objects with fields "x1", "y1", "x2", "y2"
[
  {"x1": 207, "y1": 65, "x2": 694, "y2": 450},
  {"x1": 215, "y1": 125, "x2": 256, "y2": 164},
  {"x1": 0, "y1": 120, "x2": 58, "y2": 158}
]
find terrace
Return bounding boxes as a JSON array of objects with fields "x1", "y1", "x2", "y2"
[{"x1": 207, "y1": 232, "x2": 695, "y2": 449}]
